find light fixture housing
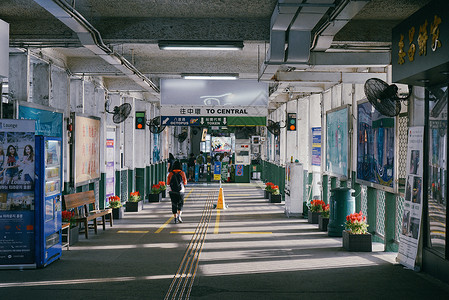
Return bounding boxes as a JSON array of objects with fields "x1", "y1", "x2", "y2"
[
  {"x1": 158, "y1": 40, "x2": 244, "y2": 51},
  {"x1": 181, "y1": 73, "x2": 239, "y2": 80}
]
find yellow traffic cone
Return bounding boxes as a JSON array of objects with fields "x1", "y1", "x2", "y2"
[{"x1": 216, "y1": 187, "x2": 226, "y2": 209}]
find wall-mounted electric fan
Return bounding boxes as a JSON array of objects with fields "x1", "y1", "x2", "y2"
[
  {"x1": 147, "y1": 116, "x2": 166, "y2": 134},
  {"x1": 364, "y1": 78, "x2": 412, "y2": 117},
  {"x1": 105, "y1": 102, "x2": 132, "y2": 124},
  {"x1": 266, "y1": 119, "x2": 281, "y2": 136}
]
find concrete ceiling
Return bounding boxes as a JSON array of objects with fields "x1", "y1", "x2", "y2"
[{"x1": 0, "y1": 0, "x2": 433, "y2": 104}]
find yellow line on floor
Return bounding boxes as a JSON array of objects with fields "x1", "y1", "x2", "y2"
[
  {"x1": 214, "y1": 209, "x2": 221, "y2": 234},
  {"x1": 155, "y1": 189, "x2": 193, "y2": 234},
  {"x1": 170, "y1": 231, "x2": 196, "y2": 234},
  {"x1": 230, "y1": 232, "x2": 272, "y2": 234},
  {"x1": 117, "y1": 230, "x2": 150, "y2": 234}
]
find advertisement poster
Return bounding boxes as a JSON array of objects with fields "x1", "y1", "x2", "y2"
[
  {"x1": 105, "y1": 132, "x2": 115, "y2": 205},
  {"x1": 326, "y1": 106, "x2": 349, "y2": 177},
  {"x1": 311, "y1": 127, "x2": 321, "y2": 166},
  {"x1": 19, "y1": 103, "x2": 63, "y2": 137},
  {"x1": 356, "y1": 101, "x2": 395, "y2": 191},
  {"x1": 397, "y1": 127, "x2": 424, "y2": 270},
  {"x1": 0, "y1": 119, "x2": 36, "y2": 266},
  {"x1": 74, "y1": 115, "x2": 100, "y2": 186},
  {"x1": 211, "y1": 137, "x2": 232, "y2": 153},
  {"x1": 153, "y1": 133, "x2": 160, "y2": 163}
]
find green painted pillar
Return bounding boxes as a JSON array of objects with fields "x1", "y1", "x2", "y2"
[
  {"x1": 115, "y1": 170, "x2": 121, "y2": 200},
  {"x1": 99, "y1": 172, "x2": 106, "y2": 209},
  {"x1": 352, "y1": 172, "x2": 362, "y2": 213},
  {"x1": 308, "y1": 173, "x2": 313, "y2": 203},
  {"x1": 366, "y1": 187, "x2": 377, "y2": 236},
  {"x1": 384, "y1": 192, "x2": 398, "y2": 252},
  {"x1": 128, "y1": 169, "x2": 135, "y2": 193},
  {"x1": 322, "y1": 174, "x2": 329, "y2": 204},
  {"x1": 136, "y1": 167, "x2": 146, "y2": 201},
  {"x1": 331, "y1": 177, "x2": 337, "y2": 189},
  {"x1": 146, "y1": 166, "x2": 151, "y2": 196}
]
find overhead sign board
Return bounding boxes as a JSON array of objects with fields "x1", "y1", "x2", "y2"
[
  {"x1": 161, "y1": 116, "x2": 266, "y2": 126},
  {"x1": 160, "y1": 105, "x2": 267, "y2": 117},
  {"x1": 161, "y1": 79, "x2": 268, "y2": 106}
]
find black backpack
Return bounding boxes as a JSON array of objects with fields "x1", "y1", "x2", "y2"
[{"x1": 170, "y1": 172, "x2": 183, "y2": 192}]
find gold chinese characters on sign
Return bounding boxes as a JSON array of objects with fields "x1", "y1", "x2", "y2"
[{"x1": 397, "y1": 15, "x2": 442, "y2": 65}]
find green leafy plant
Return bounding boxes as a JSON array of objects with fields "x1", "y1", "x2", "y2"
[
  {"x1": 345, "y1": 211, "x2": 369, "y2": 234},
  {"x1": 129, "y1": 191, "x2": 141, "y2": 202},
  {"x1": 309, "y1": 199, "x2": 325, "y2": 213},
  {"x1": 108, "y1": 195, "x2": 122, "y2": 208},
  {"x1": 158, "y1": 181, "x2": 166, "y2": 191}
]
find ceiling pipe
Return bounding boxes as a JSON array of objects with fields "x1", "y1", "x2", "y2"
[{"x1": 33, "y1": 0, "x2": 160, "y2": 94}]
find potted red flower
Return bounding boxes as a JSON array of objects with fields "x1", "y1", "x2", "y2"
[
  {"x1": 343, "y1": 211, "x2": 372, "y2": 252},
  {"x1": 62, "y1": 210, "x2": 78, "y2": 245},
  {"x1": 108, "y1": 195, "x2": 124, "y2": 219},
  {"x1": 159, "y1": 181, "x2": 167, "y2": 198},
  {"x1": 264, "y1": 182, "x2": 274, "y2": 199},
  {"x1": 149, "y1": 184, "x2": 162, "y2": 202},
  {"x1": 319, "y1": 204, "x2": 330, "y2": 231},
  {"x1": 308, "y1": 199, "x2": 325, "y2": 224},
  {"x1": 268, "y1": 185, "x2": 282, "y2": 203},
  {"x1": 126, "y1": 191, "x2": 143, "y2": 212}
]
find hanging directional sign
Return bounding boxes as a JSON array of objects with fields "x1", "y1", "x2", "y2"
[
  {"x1": 200, "y1": 117, "x2": 227, "y2": 126},
  {"x1": 160, "y1": 116, "x2": 200, "y2": 126}
]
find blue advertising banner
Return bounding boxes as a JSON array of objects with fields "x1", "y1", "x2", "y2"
[
  {"x1": 19, "y1": 104, "x2": 63, "y2": 137},
  {"x1": 0, "y1": 119, "x2": 36, "y2": 267},
  {"x1": 311, "y1": 127, "x2": 321, "y2": 166}
]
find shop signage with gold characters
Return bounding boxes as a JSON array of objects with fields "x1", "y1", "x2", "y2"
[{"x1": 392, "y1": 0, "x2": 449, "y2": 86}]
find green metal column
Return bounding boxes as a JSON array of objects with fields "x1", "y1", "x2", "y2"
[
  {"x1": 366, "y1": 187, "x2": 377, "y2": 236},
  {"x1": 146, "y1": 166, "x2": 151, "y2": 196},
  {"x1": 385, "y1": 192, "x2": 398, "y2": 252},
  {"x1": 352, "y1": 172, "x2": 362, "y2": 212},
  {"x1": 322, "y1": 174, "x2": 329, "y2": 204},
  {"x1": 135, "y1": 167, "x2": 146, "y2": 201},
  {"x1": 115, "y1": 170, "x2": 121, "y2": 200}
]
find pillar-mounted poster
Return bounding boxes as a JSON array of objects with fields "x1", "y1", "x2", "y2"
[
  {"x1": 326, "y1": 105, "x2": 350, "y2": 179},
  {"x1": 356, "y1": 100, "x2": 396, "y2": 192}
]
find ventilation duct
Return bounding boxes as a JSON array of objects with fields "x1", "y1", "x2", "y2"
[{"x1": 260, "y1": 0, "x2": 369, "y2": 81}]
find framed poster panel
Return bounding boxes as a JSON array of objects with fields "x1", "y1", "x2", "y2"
[
  {"x1": 356, "y1": 100, "x2": 396, "y2": 192},
  {"x1": 72, "y1": 114, "x2": 100, "y2": 187},
  {"x1": 326, "y1": 105, "x2": 350, "y2": 179}
]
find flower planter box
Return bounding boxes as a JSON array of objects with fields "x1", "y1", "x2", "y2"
[
  {"x1": 126, "y1": 200, "x2": 143, "y2": 212},
  {"x1": 112, "y1": 207, "x2": 124, "y2": 219},
  {"x1": 264, "y1": 190, "x2": 270, "y2": 199},
  {"x1": 149, "y1": 193, "x2": 162, "y2": 203},
  {"x1": 308, "y1": 211, "x2": 320, "y2": 224},
  {"x1": 62, "y1": 226, "x2": 79, "y2": 246},
  {"x1": 318, "y1": 215, "x2": 329, "y2": 231},
  {"x1": 342, "y1": 230, "x2": 372, "y2": 252},
  {"x1": 269, "y1": 193, "x2": 281, "y2": 203}
]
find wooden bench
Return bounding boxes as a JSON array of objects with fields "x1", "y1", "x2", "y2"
[{"x1": 63, "y1": 190, "x2": 113, "y2": 239}]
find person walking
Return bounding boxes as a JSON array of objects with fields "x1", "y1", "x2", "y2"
[
  {"x1": 187, "y1": 153, "x2": 196, "y2": 181},
  {"x1": 167, "y1": 160, "x2": 187, "y2": 223}
]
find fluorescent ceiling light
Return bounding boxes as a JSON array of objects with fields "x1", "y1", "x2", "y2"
[
  {"x1": 159, "y1": 41, "x2": 243, "y2": 51},
  {"x1": 182, "y1": 74, "x2": 239, "y2": 80}
]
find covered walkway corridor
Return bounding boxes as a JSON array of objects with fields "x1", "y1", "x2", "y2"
[{"x1": 0, "y1": 183, "x2": 448, "y2": 299}]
